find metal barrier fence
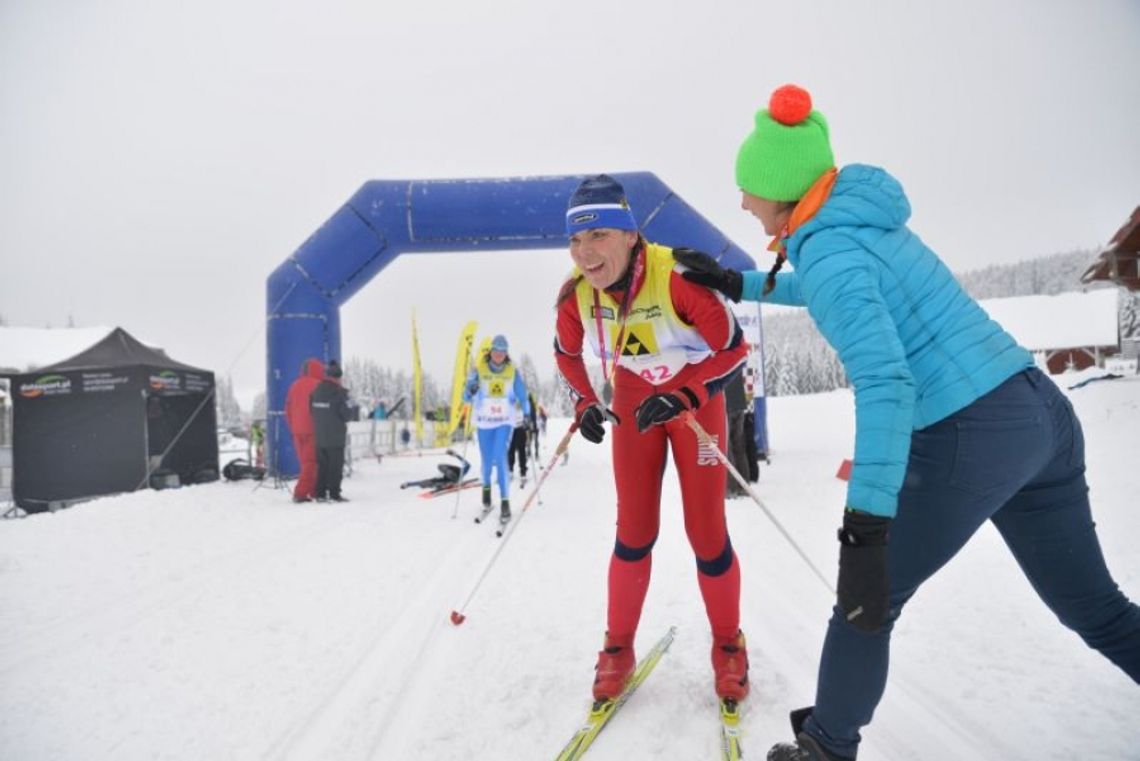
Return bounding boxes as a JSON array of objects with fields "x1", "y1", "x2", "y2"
[{"x1": 345, "y1": 418, "x2": 454, "y2": 457}]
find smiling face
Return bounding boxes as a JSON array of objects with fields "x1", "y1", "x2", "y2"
[
  {"x1": 741, "y1": 191, "x2": 795, "y2": 237},
  {"x1": 569, "y1": 228, "x2": 638, "y2": 289},
  {"x1": 489, "y1": 349, "x2": 507, "y2": 365}
]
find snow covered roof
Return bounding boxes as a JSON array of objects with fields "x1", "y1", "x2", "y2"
[
  {"x1": 979, "y1": 290, "x2": 1119, "y2": 351},
  {"x1": 0, "y1": 326, "x2": 114, "y2": 374}
]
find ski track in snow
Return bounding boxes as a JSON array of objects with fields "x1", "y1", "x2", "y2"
[
  {"x1": 0, "y1": 509, "x2": 347, "y2": 679},
  {"x1": 264, "y1": 532, "x2": 461, "y2": 760}
]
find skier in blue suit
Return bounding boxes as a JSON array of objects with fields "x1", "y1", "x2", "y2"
[
  {"x1": 676, "y1": 84, "x2": 1140, "y2": 760},
  {"x1": 463, "y1": 335, "x2": 530, "y2": 522}
]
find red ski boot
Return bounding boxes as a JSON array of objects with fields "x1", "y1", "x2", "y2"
[
  {"x1": 712, "y1": 630, "x2": 750, "y2": 701},
  {"x1": 592, "y1": 632, "x2": 636, "y2": 700}
]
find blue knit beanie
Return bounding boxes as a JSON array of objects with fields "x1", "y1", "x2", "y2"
[
  {"x1": 491, "y1": 335, "x2": 509, "y2": 353},
  {"x1": 566, "y1": 174, "x2": 638, "y2": 236}
]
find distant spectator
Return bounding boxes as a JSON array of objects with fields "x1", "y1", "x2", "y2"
[
  {"x1": 371, "y1": 401, "x2": 388, "y2": 420},
  {"x1": 310, "y1": 360, "x2": 353, "y2": 503},
  {"x1": 507, "y1": 390, "x2": 538, "y2": 485},
  {"x1": 284, "y1": 357, "x2": 324, "y2": 503},
  {"x1": 723, "y1": 372, "x2": 750, "y2": 498},
  {"x1": 250, "y1": 419, "x2": 266, "y2": 467}
]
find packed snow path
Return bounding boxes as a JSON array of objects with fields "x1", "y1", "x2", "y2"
[{"x1": 2, "y1": 379, "x2": 1138, "y2": 760}]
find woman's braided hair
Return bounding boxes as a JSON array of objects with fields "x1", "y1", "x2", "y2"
[{"x1": 762, "y1": 202, "x2": 798, "y2": 296}]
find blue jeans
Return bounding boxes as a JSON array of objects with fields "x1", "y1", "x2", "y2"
[{"x1": 805, "y1": 368, "x2": 1140, "y2": 758}]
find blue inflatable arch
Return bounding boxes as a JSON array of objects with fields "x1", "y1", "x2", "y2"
[{"x1": 266, "y1": 172, "x2": 766, "y2": 475}]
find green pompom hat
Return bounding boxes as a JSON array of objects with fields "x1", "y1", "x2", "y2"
[{"x1": 735, "y1": 84, "x2": 835, "y2": 202}]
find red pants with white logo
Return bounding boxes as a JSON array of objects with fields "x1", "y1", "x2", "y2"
[
  {"x1": 292, "y1": 432, "x2": 318, "y2": 499},
  {"x1": 606, "y1": 374, "x2": 740, "y2": 641}
]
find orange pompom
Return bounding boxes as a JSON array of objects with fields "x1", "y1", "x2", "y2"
[{"x1": 769, "y1": 85, "x2": 813, "y2": 126}]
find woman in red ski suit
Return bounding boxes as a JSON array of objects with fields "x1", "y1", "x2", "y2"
[{"x1": 554, "y1": 175, "x2": 751, "y2": 703}]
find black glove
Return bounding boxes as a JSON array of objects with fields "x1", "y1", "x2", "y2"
[
  {"x1": 674, "y1": 247, "x2": 743, "y2": 303},
  {"x1": 633, "y1": 388, "x2": 699, "y2": 433},
  {"x1": 836, "y1": 509, "x2": 891, "y2": 633},
  {"x1": 577, "y1": 402, "x2": 620, "y2": 444},
  {"x1": 465, "y1": 380, "x2": 480, "y2": 397}
]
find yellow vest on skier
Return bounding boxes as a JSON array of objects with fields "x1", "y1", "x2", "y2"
[
  {"x1": 573, "y1": 243, "x2": 712, "y2": 386},
  {"x1": 471, "y1": 356, "x2": 518, "y2": 429}
]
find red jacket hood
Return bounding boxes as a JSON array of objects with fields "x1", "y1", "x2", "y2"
[{"x1": 302, "y1": 358, "x2": 325, "y2": 380}]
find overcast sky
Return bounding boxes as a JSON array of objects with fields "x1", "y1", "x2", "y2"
[{"x1": 2, "y1": 0, "x2": 1138, "y2": 404}]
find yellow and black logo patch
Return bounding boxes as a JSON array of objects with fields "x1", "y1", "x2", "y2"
[
  {"x1": 489, "y1": 379, "x2": 506, "y2": 397},
  {"x1": 618, "y1": 324, "x2": 658, "y2": 356}
]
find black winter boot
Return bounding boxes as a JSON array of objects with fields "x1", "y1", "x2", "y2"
[
  {"x1": 767, "y1": 735, "x2": 847, "y2": 761},
  {"x1": 767, "y1": 708, "x2": 852, "y2": 761},
  {"x1": 500, "y1": 499, "x2": 511, "y2": 520},
  {"x1": 481, "y1": 485, "x2": 492, "y2": 507}
]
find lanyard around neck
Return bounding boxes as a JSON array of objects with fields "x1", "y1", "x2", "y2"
[{"x1": 592, "y1": 247, "x2": 644, "y2": 384}]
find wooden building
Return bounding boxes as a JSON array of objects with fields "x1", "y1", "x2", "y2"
[
  {"x1": 980, "y1": 290, "x2": 1119, "y2": 374},
  {"x1": 1081, "y1": 206, "x2": 1140, "y2": 291}
]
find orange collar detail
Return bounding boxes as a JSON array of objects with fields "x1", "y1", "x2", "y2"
[{"x1": 767, "y1": 167, "x2": 839, "y2": 254}]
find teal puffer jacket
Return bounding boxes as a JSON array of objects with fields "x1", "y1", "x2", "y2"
[{"x1": 742, "y1": 164, "x2": 1033, "y2": 516}]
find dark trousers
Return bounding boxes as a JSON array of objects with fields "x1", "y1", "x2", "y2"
[
  {"x1": 804, "y1": 369, "x2": 1140, "y2": 758},
  {"x1": 507, "y1": 426, "x2": 529, "y2": 477},
  {"x1": 315, "y1": 445, "x2": 345, "y2": 499},
  {"x1": 726, "y1": 410, "x2": 749, "y2": 494}
]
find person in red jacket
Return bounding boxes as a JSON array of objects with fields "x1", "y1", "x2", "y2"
[
  {"x1": 284, "y1": 357, "x2": 324, "y2": 503},
  {"x1": 554, "y1": 174, "x2": 751, "y2": 704}
]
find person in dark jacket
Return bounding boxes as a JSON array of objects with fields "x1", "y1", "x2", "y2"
[
  {"x1": 310, "y1": 360, "x2": 353, "y2": 502},
  {"x1": 284, "y1": 357, "x2": 324, "y2": 503},
  {"x1": 507, "y1": 390, "x2": 539, "y2": 485},
  {"x1": 723, "y1": 372, "x2": 751, "y2": 498}
]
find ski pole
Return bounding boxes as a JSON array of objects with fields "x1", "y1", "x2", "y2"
[
  {"x1": 450, "y1": 404, "x2": 473, "y2": 520},
  {"x1": 449, "y1": 421, "x2": 578, "y2": 625},
  {"x1": 681, "y1": 411, "x2": 834, "y2": 596}
]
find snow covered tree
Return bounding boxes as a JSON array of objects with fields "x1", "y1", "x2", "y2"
[
  {"x1": 214, "y1": 375, "x2": 243, "y2": 429},
  {"x1": 761, "y1": 311, "x2": 848, "y2": 396},
  {"x1": 541, "y1": 373, "x2": 575, "y2": 416},
  {"x1": 955, "y1": 249, "x2": 1104, "y2": 299},
  {"x1": 1120, "y1": 290, "x2": 1140, "y2": 340},
  {"x1": 252, "y1": 392, "x2": 267, "y2": 421},
  {"x1": 517, "y1": 352, "x2": 540, "y2": 396}
]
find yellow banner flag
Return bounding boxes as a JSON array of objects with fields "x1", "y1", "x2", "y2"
[
  {"x1": 412, "y1": 310, "x2": 424, "y2": 445},
  {"x1": 447, "y1": 320, "x2": 478, "y2": 436},
  {"x1": 466, "y1": 335, "x2": 493, "y2": 435}
]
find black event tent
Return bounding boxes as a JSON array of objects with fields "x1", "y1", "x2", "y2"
[{"x1": 9, "y1": 327, "x2": 218, "y2": 512}]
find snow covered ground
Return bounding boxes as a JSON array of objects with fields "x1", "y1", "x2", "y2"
[{"x1": 1, "y1": 375, "x2": 1137, "y2": 761}]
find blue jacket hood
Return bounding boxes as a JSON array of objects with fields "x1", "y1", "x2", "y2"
[
  {"x1": 753, "y1": 162, "x2": 1032, "y2": 517},
  {"x1": 787, "y1": 164, "x2": 911, "y2": 266}
]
